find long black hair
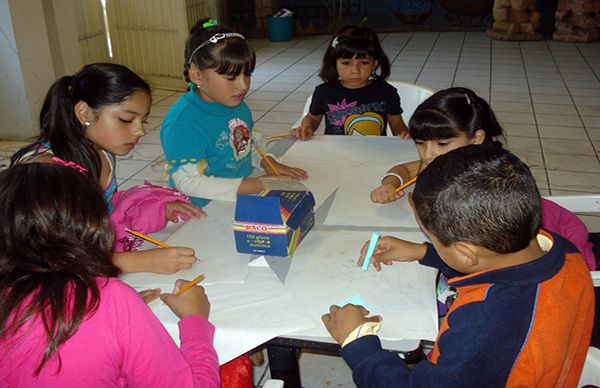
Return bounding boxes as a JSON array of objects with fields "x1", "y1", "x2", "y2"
[
  {"x1": 319, "y1": 24, "x2": 391, "y2": 84},
  {"x1": 0, "y1": 163, "x2": 118, "y2": 374},
  {"x1": 11, "y1": 63, "x2": 151, "y2": 182},
  {"x1": 184, "y1": 18, "x2": 256, "y2": 82},
  {"x1": 409, "y1": 87, "x2": 504, "y2": 144}
]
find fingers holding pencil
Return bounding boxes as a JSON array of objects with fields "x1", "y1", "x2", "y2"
[{"x1": 161, "y1": 276, "x2": 210, "y2": 319}]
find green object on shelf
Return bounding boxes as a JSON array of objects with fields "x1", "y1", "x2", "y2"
[{"x1": 267, "y1": 15, "x2": 294, "y2": 42}]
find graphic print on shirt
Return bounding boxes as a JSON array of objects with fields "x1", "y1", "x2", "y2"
[
  {"x1": 326, "y1": 98, "x2": 386, "y2": 136},
  {"x1": 228, "y1": 118, "x2": 251, "y2": 161}
]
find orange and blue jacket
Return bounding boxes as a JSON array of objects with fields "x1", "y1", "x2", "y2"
[{"x1": 341, "y1": 230, "x2": 594, "y2": 387}]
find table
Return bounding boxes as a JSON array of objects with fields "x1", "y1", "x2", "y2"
[{"x1": 120, "y1": 135, "x2": 439, "y2": 387}]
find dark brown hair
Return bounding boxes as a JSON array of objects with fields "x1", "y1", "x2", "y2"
[
  {"x1": 319, "y1": 24, "x2": 391, "y2": 84},
  {"x1": 0, "y1": 163, "x2": 118, "y2": 373},
  {"x1": 184, "y1": 18, "x2": 256, "y2": 82},
  {"x1": 10, "y1": 63, "x2": 151, "y2": 182}
]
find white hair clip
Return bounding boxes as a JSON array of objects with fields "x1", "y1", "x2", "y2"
[
  {"x1": 187, "y1": 32, "x2": 245, "y2": 65},
  {"x1": 464, "y1": 93, "x2": 471, "y2": 105},
  {"x1": 331, "y1": 37, "x2": 339, "y2": 48}
]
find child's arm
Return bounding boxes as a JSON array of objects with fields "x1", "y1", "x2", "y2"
[
  {"x1": 165, "y1": 201, "x2": 207, "y2": 223},
  {"x1": 370, "y1": 160, "x2": 421, "y2": 204},
  {"x1": 290, "y1": 113, "x2": 322, "y2": 141},
  {"x1": 115, "y1": 280, "x2": 219, "y2": 387},
  {"x1": 322, "y1": 304, "x2": 382, "y2": 346},
  {"x1": 357, "y1": 235, "x2": 427, "y2": 271},
  {"x1": 113, "y1": 247, "x2": 197, "y2": 274},
  {"x1": 387, "y1": 114, "x2": 410, "y2": 139},
  {"x1": 261, "y1": 157, "x2": 309, "y2": 180}
]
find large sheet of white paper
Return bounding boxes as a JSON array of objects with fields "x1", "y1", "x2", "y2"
[
  {"x1": 120, "y1": 201, "x2": 250, "y2": 289},
  {"x1": 147, "y1": 258, "x2": 316, "y2": 364},
  {"x1": 267, "y1": 160, "x2": 345, "y2": 210},
  {"x1": 324, "y1": 163, "x2": 419, "y2": 228},
  {"x1": 284, "y1": 230, "x2": 438, "y2": 342},
  {"x1": 282, "y1": 135, "x2": 418, "y2": 165}
]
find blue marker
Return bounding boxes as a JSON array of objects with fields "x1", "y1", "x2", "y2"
[{"x1": 362, "y1": 232, "x2": 380, "y2": 271}]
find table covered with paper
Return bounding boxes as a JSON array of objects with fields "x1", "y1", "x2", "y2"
[{"x1": 120, "y1": 135, "x2": 439, "y2": 365}]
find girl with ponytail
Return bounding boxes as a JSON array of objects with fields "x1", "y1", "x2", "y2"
[{"x1": 11, "y1": 63, "x2": 206, "y2": 275}]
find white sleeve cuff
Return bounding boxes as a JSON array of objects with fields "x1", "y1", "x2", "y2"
[{"x1": 172, "y1": 164, "x2": 243, "y2": 202}]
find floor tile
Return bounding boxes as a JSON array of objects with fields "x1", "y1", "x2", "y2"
[
  {"x1": 545, "y1": 153, "x2": 600, "y2": 174},
  {"x1": 541, "y1": 138, "x2": 596, "y2": 156},
  {"x1": 538, "y1": 125, "x2": 589, "y2": 140}
]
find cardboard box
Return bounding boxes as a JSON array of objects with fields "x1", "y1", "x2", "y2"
[{"x1": 234, "y1": 190, "x2": 315, "y2": 256}]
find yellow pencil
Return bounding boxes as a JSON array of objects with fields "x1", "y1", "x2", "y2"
[
  {"x1": 125, "y1": 228, "x2": 170, "y2": 248},
  {"x1": 394, "y1": 176, "x2": 418, "y2": 193},
  {"x1": 267, "y1": 133, "x2": 291, "y2": 139},
  {"x1": 174, "y1": 274, "x2": 206, "y2": 296},
  {"x1": 254, "y1": 143, "x2": 280, "y2": 176}
]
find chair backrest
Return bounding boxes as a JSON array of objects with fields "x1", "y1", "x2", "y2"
[
  {"x1": 579, "y1": 346, "x2": 600, "y2": 387},
  {"x1": 291, "y1": 81, "x2": 434, "y2": 136},
  {"x1": 543, "y1": 194, "x2": 600, "y2": 213},
  {"x1": 387, "y1": 81, "x2": 434, "y2": 127}
]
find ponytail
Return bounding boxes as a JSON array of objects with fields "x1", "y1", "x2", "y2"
[
  {"x1": 11, "y1": 63, "x2": 150, "y2": 183},
  {"x1": 41, "y1": 75, "x2": 101, "y2": 180},
  {"x1": 409, "y1": 87, "x2": 504, "y2": 145}
]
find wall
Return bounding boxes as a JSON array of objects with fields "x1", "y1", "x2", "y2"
[{"x1": 0, "y1": 0, "x2": 82, "y2": 140}]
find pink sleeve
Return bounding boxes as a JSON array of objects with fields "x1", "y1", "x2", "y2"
[
  {"x1": 115, "y1": 283, "x2": 220, "y2": 387},
  {"x1": 541, "y1": 198, "x2": 595, "y2": 270},
  {"x1": 179, "y1": 316, "x2": 220, "y2": 386}
]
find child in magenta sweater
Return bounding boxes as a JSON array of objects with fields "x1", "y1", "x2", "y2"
[{"x1": 0, "y1": 163, "x2": 219, "y2": 387}]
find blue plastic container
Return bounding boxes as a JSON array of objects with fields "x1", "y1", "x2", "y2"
[{"x1": 267, "y1": 15, "x2": 294, "y2": 42}]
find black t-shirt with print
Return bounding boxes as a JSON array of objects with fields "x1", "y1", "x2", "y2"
[{"x1": 309, "y1": 80, "x2": 403, "y2": 136}]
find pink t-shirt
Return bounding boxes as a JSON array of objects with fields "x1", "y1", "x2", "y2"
[
  {"x1": 1, "y1": 278, "x2": 219, "y2": 387},
  {"x1": 542, "y1": 198, "x2": 595, "y2": 270}
]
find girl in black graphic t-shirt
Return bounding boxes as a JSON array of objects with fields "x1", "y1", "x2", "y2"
[{"x1": 290, "y1": 25, "x2": 409, "y2": 139}]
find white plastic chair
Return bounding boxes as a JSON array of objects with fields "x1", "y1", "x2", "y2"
[
  {"x1": 291, "y1": 81, "x2": 434, "y2": 136},
  {"x1": 579, "y1": 346, "x2": 600, "y2": 387}
]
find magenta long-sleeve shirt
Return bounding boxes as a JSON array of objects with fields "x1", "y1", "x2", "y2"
[
  {"x1": 1, "y1": 278, "x2": 220, "y2": 387},
  {"x1": 542, "y1": 198, "x2": 595, "y2": 270}
]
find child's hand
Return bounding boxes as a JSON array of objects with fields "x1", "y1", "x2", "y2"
[
  {"x1": 290, "y1": 124, "x2": 314, "y2": 141},
  {"x1": 147, "y1": 247, "x2": 197, "y2": 274},
  {"x1": 370, "y1": 184, "x2": 404, "y2": 203},
  {"x1": 396, "y1": 130, "x2": 411, "y2": 139},
  {"x1": 160, "y1": 280, "x2": 210, "y2": 319},
  {"x1": 322, "y1": 304, "x2": 382, "y2": 345},
  {"x1": 268, "y1": 159, "x2": 309, "y2": 180},
  {"x1": 357, "y1": 236, "x2": 426, "y2": 271},
  {"x1": 139, "y1": 288, "x2": 161, "y2": 304},
  {"x1": 165, "y1": 201, "x2": 207, "y2": 223}
]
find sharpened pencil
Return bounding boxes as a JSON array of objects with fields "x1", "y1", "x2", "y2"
[
  {"x1": 394, "y1": 176, "x2": 417, "y2": 193},
  {"x1": 174, "y1": 274, "x2": 205, "y2": 296},
  {"x1": 254, "y1": 143, "x2": 280, "y2": 176},
  {"x1": 267, "y1": 133, "x2": 291, "y2": 139},
  {"x1": 125, "y1": 228, "x2": 170, "y2": 248}
]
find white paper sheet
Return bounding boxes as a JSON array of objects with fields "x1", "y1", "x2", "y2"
[
  {"x1": 147, "y1": 262, "x2": 316, "y2": 364},
  {"x1": 269, "y1": 160, "x2": 345, "y2": 210},
  {"x1": 120, "y1": 201, "x2": 250, "y2": 289},
  {"x1": 324, "y1": 163, "x2": 419, "y2": 228},
  {"x1": 284, "y1": 230, "x2": 438, "y2": 342},
  {"x1": 282, "y1": 135, "x2": 418, "y2": 166}
]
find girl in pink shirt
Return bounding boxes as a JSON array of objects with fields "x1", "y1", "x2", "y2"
[{"x1": 0, "y1": 163, "x2": 219, "y2": 387}]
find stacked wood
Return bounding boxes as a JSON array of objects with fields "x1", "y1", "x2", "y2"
[
  {"x1": 553, "y1": 0, "x2": 600, "y2": 42},
  {"x1": 487, "y1": 0, "x2": 542, "y2": 40}
]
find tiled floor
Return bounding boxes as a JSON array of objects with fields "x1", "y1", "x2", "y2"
[{"x1": 1, "y1": 31, "x2": 600, "y2": 386}]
